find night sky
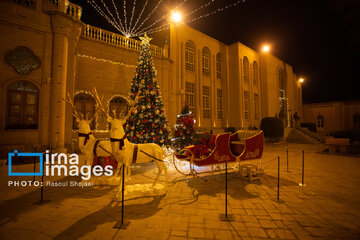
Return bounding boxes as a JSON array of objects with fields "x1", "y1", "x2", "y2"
[{"x1": 72, "y1": 0, "x2": 360, "y2": 103}]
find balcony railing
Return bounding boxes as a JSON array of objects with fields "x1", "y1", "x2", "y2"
[
  {"x1": 81, "y1": 25, "x2": 165, "y2": 58},
  {"x1": 66, "y1": 1, "x2": 81, "y2": 21},
  {"x1": 10, "y1": 0, "x2": 36, "y2": 9}
]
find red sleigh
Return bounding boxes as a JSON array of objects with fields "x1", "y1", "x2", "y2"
[{"x1": 173, "y1": 130, "x2": 264, "y2": 176}]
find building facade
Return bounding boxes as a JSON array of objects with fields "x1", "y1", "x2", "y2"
[
  {"x1": 0, "y1": 0, "x2": 303, "y2": 151},
  {"x1": 303, "y1": 100, "x2": 360, "y2": 135}
]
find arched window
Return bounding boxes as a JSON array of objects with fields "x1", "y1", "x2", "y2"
[
  {"x1": 7, "y1": 80, "x2": 39, "y2": 129},
  {"x1": 243, "y1": 57, "x2": 249, "y2": 83},
  {"x1": 202, "y1": 47, "x2": 210, "y2": 75},
  {"x1": 185, "y1": 41, "x2": 195, "y2": 71},
  {"x1": 109, "y1": 96, "x2": 128, "y2": 118},
  {"x1": 73, "y1": 92, "x2": 96, "y2": 130},
  {"x1": 253, "y1": 61, "x2": 258, "y2": 85},
  {"x1": 216, "y1": 52, "x2": 222, "y2": 79}
]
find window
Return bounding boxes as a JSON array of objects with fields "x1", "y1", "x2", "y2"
[
  {"x1": 243, "y1": 57, "x2": 249, "y2": 83},
  {"x1": 217, "y1": 89, "x2": 223, "y2": 120},
  {"x1": 185, "y1": 41, "x2": 195, "y2": 71},
  {"x1": 7, "y1": 80, "x2": 39, "y2": 129},
  {"x1": 185, "y1": 82, "x2": 195, "y2": 113},
  {"x1": 253, "y1": 61, "x2": 258, "y2": 85},
  {"x1": 244, "y1": 91, "x2": 250, "y2": 120},
  {"x1": 254, "y1": 93, "x2": 259, "y2": 120},
  {"x1": 73, "y1": 92, "x2": 96, "y2": 130},
  {"x1": 202, "y1": 47, "x2": 210, "y2": 75},
  {"x1": 202, "y1": 86, "x2": 210, "y2": 118},
  {"x1": 216, "y1": 53, "x2": 222, "y2": 79},
  {"x1": 109, "y1": 96, "x2": 128, "y2": 118}
]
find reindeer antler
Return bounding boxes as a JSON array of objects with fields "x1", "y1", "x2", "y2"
[
  {"x1": 63, "y1": 92, "x2": 82, "y2": 121},
  {"x1": 92, "y1": 87, "x2": 113, "y2": 120}
]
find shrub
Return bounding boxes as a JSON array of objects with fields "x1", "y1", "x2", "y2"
[{"x1": 260, "y1": 117, "x2": 284, "y2": 140}]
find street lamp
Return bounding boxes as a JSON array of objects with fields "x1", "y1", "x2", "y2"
[
  {"x1": 262, "y1": 45, "x2": 270, "y2": 52},
  {"x1": 171, "y1": 11, "x2": 182, "y2": 23},
  {"x1": 298, "y1": 78, "x2": 304, "y2": 83}
]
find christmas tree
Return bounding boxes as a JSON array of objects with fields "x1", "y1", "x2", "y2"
[
  {"x1": 173, "y1": 105, "x2": 196, "y2": 151},
  {"x1": 124, "y1": 34, "x2": 171, "y2": 146}
]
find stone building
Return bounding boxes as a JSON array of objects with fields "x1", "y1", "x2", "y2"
[
  {"x1": 0, "y1": 0, "x2": 303, "y2": 151},
  {"x1": 303, "y1": 100, "x2": 360, "y2": 135}
]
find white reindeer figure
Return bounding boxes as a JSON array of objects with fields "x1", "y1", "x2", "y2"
[
  {"x1": 93, "y1": 88, "x2": 168, "y2": 186},
  {"x1": 64, "y1": 93, "x2": 120, "y2": 180}
]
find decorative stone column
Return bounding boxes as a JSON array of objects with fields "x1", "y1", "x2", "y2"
[{"x1": 49, "y1": 13, "x2": 82, "y2": 152}]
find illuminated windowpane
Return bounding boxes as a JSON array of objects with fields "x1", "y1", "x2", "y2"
[
  {"x1": 203, "y1": 86, "x2": 210, "y2": 118},
  {"x1": 202, "y1": 47, "x2": 210, "y2": 75},
  {"x1": 7, "y1": 80, "x2": 39, "y2": 129},
  {"x1": 185, "y1": 41, "x2": 195, "y2": 72}
]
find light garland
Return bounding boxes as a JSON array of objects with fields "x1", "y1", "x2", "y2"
[
  {"x1": 76, "y1": 53, "x2": 136, "y2": 68},
  {"x1": 131, "y1": 0, "x2": 163, "y2": 35},
  {"x1": 86, "y1": 0, "x2": 245, "y2": 38},
  {"x1": 186, "y1": 0, "x2": 245, "y2": 24}
]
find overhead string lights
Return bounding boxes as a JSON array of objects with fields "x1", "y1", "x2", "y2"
[{"x1": 87, "y1": 0, "x2": 245, "y2": 38}]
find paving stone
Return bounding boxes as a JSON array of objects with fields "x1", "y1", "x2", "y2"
[{"x1": 247, "y1": 227, "x2": 268, "y2": 238}]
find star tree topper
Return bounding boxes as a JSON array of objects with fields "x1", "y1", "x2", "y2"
[{"x1": 139, "y1": 33, "x2": 152, "y2": 46}]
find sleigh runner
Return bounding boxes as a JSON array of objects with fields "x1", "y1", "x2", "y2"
[{"x1": 173, "y1": 130, "x2": 264, "y2": 176}]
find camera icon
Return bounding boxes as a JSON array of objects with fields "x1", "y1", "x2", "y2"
[{"x1": 8, "y1": 150, "x2": 43, "y2": 176}]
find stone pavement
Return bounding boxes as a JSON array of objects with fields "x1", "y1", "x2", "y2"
[{"x1": 0, "y1": 143, "x2": 360, "y2": 240}]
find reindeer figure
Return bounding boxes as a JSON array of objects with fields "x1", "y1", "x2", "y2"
[
  {"x1": 93, "y1": 88, "x2": 168, "y2": 186},
  {"x1": 64, "y1": 93, "x2": 116, "y2": 174}
]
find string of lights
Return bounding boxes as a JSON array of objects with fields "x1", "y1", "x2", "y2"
[
  {"x1": 76, "y1": 53, "x2": 137, "y2": 68},
  {"x1": 123, "y1": 0, "x2": 128, "y2": 32},
  {"x1": 100, "y1": 0, "x2": 124, "y2": 32},
  {"x1": 87, "y1": 0, "x2": 245, "y2": 38},
  {"x1": 111, "y1": 0, "x2": 126, "y2": 33},
  {"x1": 129, "y1": 0, "x2": 149, "y2": 34},
  {"x1": 186, "y1": 0, "x2": 217, "y2": 17},
  {"x1": 87, "y1": 0, "x2": 125, "y2": 35},
  {"x1": 131, "y1": 0, "x2": 163, "y2": 35},
  {"x1": 186, "y1": 0, "x2": 245, "y2": 24},
  {"x1": 129, "y1": 0, "x2": 137, "y2": 31}
]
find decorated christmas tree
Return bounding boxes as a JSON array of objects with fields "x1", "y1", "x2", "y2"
[
  {"x1": 124, "y1": 34, "x2": 171, "y2": 146},
  {"x1": 173, "y1": 105, "x2": 196, "y2": 151}
]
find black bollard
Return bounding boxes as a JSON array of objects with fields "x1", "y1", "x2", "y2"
[
  {"x1": 225, "y1": 159, "x2": 228, "y2": 218},
  {"x1": 33, "y1": 147, "x2": 37, "y2": 182},
  {"x1": 220, "y1": 158, "x2": 233, "y2": 221},
  {"x1": 113, "y1": 163, "x2": 130, "y2": 229},
  {"x1": 299, "y1": 150, "x2": 305, "y2": 187},
  {"x1": 277, "y1": 156, "x2": 280, "y2": 202},
  {"x1": 286, "y1": 145, "x2": 289, "y2": 172}
]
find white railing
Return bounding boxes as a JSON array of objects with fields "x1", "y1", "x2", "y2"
[{"x1": 81, "y1": 25, "x2": 165, "y2": 58}]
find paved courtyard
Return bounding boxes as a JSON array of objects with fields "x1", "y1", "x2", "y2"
[{"x1": 0, "y1": 143, "x2": 359, "y2": 240}]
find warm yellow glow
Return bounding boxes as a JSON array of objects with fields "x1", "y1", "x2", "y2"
[
  {"x1": 262, "y1": 45, "x2": 270, "y2": 52},
  {"x1": 171, "y1": 11, "x2": 182, "y2": 23},
  {"x1": 299, "y1": 78, "x2": 304, "y2": 83}
]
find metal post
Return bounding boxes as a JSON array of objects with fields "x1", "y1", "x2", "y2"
[
  {"x1": 220, "y1": 158, "x2": 233, "y2": 221},
  {"x1": 286, "y1": 144, "x2": 289, "y2": 172},
  {"x1": 225, "y1": 159, "x2": 228, "y2": 218},
  {"x1": 121, "y1": 163, "x2": 125, "y2": 225},
  {"x1": 302, "y1": 150, "x2": 305, "y2": 186},
  {"x1": 299, "y1": 150, "x2": 306, "y2": 186},
  {"x1": 33, "y1": 147, "x2": 37, "y2": 182},
  {"x1": 277, "y1": 156, "x2": 280, "y2": 202},
  {"x1": 113, "y1": 163, "x2": 130, "y2": 229}
]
